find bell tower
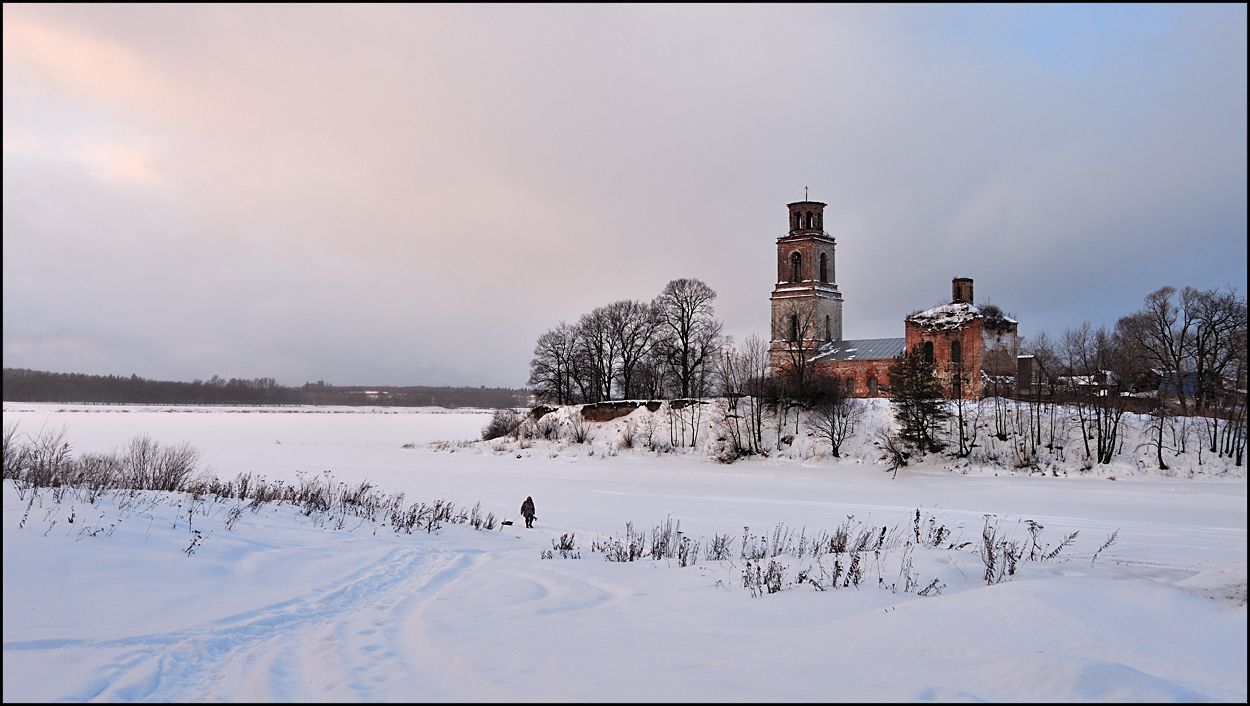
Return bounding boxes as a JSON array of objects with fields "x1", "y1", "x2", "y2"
[{"x1": 770, "y1": 197, "x2": 843, "y2": 369}]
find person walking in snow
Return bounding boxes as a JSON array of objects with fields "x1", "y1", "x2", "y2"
[{"x1": 520, "y1": 496, "x2": 536, "y2": 528}]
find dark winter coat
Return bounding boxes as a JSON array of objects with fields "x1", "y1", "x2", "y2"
[{"x1": 520, "y1": 497, "x2": 535, "y2": 519}]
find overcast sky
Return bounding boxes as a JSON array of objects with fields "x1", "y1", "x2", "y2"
[{"x1": 4, "y1": 4, "x2": 1246, "y2": 387}]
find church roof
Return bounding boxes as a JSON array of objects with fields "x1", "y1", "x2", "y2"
[
  {"x1": 811, "y1": 337, "x2": 906, "y2": 362},
  {"x1": 906, "y1": 302, "x2": 981, "y2": 330},
  {"x1": 906, "y1": 301, "x2": 1018, "y2": 332}
]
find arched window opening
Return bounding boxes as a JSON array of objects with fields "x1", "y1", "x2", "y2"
[
  {"x1": 805, "y1": 211, "x2": 813, "y2": 229},
  {"x1": 793, "y1": 212, "x2": 800, "y2": 230},
  {"x1": 950, "y1": 339, "x2": 962, "y2": 364},
  {"x1": 845, "y1": 377, "x2": 854, "y2": 396},
  {"x1": 923, "y1": 341, "x2": 934, "y2": 363},
  {"x1": 819, "y1": 253, "x2": 828, "y2": 283},
  {"x1": 790, "y1": 252, "x2": 802, "y2": 282},
  {"x1": 789, "y1": 314, "x2": 799, "y2": 342},
  {"x1": 824, "y1": 315, "x2": 831, "y2": 341},
  {"x1": 868, "y1": 377, "x2": 878, "y2": 396},
  {"x1": 816, "y1": 213, "x2": 822, "y2": 230}
]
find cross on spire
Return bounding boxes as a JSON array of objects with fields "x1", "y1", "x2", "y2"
[{"x1": 805, "y1": 186, "x2": 808, "y2": 200}]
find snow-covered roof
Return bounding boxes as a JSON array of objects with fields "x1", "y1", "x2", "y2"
[
  {"x1": 906, "y1": 302, "x2": 981, "y2": 331},
  {"x1": 906, "y1": 302, "x2": 1018, "y2": 332},
  {"x1": 810, "y1": 337, "x2": 906, "y2": 362}
]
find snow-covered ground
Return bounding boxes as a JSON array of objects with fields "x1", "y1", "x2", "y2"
[{"x1": 3, "y1": 402, "x2": 1246, "y2": 701}]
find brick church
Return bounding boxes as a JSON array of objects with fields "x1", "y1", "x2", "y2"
[{"x1": 769, "y1": 198, "x2": 1019, "y2": 399}]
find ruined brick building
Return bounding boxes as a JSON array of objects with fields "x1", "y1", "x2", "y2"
[{"x1": 769, "y1": 199, "x2": 1019, "y2": 398}]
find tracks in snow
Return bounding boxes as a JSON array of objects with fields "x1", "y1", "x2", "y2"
[{"x1": 5, "y1": 545, "x2": 489, "y2": 701}]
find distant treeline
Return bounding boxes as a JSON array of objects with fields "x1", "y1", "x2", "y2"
[{"x1": 2, "y1": 368, "x2": 527, "y2": 408}]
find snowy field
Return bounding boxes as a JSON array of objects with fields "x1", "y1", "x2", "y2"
[{"x1": 3, "y1": 402, "x2": 1246, "y2": 701}]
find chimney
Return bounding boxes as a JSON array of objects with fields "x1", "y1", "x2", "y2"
[{"x1": 952, "y1": 277, "x2": 974, "y2": 304}]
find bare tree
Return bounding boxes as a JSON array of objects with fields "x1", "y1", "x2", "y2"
[
  {"x1": 1140, "y1": 403, "x2": 1173, "y2": 471},
  {"x1": 1189, "y1": 288, "x2": 1248, "y2": 460},
  {"x1": 1116, "y1": 286, "x2": 1197, "y2": 413},
  {"x1": 1221, "y1": 314, "x2": 1248, "y2": 465},
  {"x1": 1061, "y1": 323, "x2": 1134, "y2": 466},
  {"x1": 1022, "y1": 331, "x2": 1064, "y2": 451},
  {"x1": 1190, "y1": 289, "x2": 1239, "y2": 407},
  {"x1": 1060, "y1": 323, "x2": 1099, "y2": 463},
  {"x1": 634, "y1": 343, "x2": 673, "y2": 400},
  {"x1": 715, "y1": 334, "x2": 773, "y2": 455},
  {"x1": 810, "y1": 377, "x2": 865, "y2": 458},
  {"x1": 574, "y1": 306, "x2": 619, "y2": 402},
  {"x1": 714, "y1": 337, "x2": 749, "y2": 455},
  {"x1": 742, "y1": 335, "x2": 772, "y2": 453},
  {"x1": 773, "y1": 298, "x2": 819, "y2": 401},
  {"x1": 606, "y1": 299, "x2": 659, "y2": 400},
  {"x1": 655, "y1": 279, "x2": 724, "y2": 399},
  {"x1": 947, "y1": 349, "x2": 978, "y2": 458},
  {"x1": 528, "y1": 322, "x2": 578, "y2": 404}
]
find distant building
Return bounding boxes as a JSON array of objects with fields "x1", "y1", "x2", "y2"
[
  {"x1": 1016, "y1": 354, "x2": 1049, "y2": 398},
  {"x1": 768, "y1": 198, "x2": 1019, "y2": 398},
  {"x1": 1157, "y1": 371, "x2": 1206, "y2": 398}
]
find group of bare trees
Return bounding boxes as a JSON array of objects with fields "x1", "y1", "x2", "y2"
[
  {"x1": 712, "y1": 334, "x2": 772, "y2": 455},
  {"x1": 528, "y1": 279, "x2": 725, "y2": 404},
  {"x1": 1117, "y1": 287, "x2": 1247, "y2": 410},
  {"x1": 1018, "y1": 285, "x2": 1248, "y2": 467},
  {"x1": 1117, "y1": 286, "x2": 1247, "y2": 466}
]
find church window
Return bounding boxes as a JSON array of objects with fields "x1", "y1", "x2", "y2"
[
  {"x1": 950, "y1": 339, "x2": 962, "y2": 364},
  {"x1": 789, "y1": 314, "x2": 799, "y2": 342},
  {"x1": 825, "y1": 315, "x2": 831, "y2": 340},
  {"x1": 845, "y1": 377, "x2": 854, "y2": 396},
  {"x1": 790, "y1": 252, "x2": 802, "y2": 282},
  {"x1": 923, "y1": 341, "x2": 934, "y2": 363},
  {"x1": 793, "y1": 212, "x2": 800, "y2": 230},
  {"x1": 805, "y1": 211, "x2": 813, "y2": 229},
  {"x1": 819, "y1": 253, "x2": 828, "y2": 283},
  {"x1": 816, "y1": 213, "x2": 822, "y2": 230},
  {"x1": 868, "y1": 377, "x2": 878, "y2": 396}
]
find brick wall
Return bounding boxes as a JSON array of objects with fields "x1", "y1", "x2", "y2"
[
  {"x1": 775, "y1": 238, "x2": 836, "y2": 284},
  {"x1": 905, "y1": 319, "x2": 984, "y2": 398},
  {"x1": 813, "y1": 359, "x2": 893, "y2": 397}
]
